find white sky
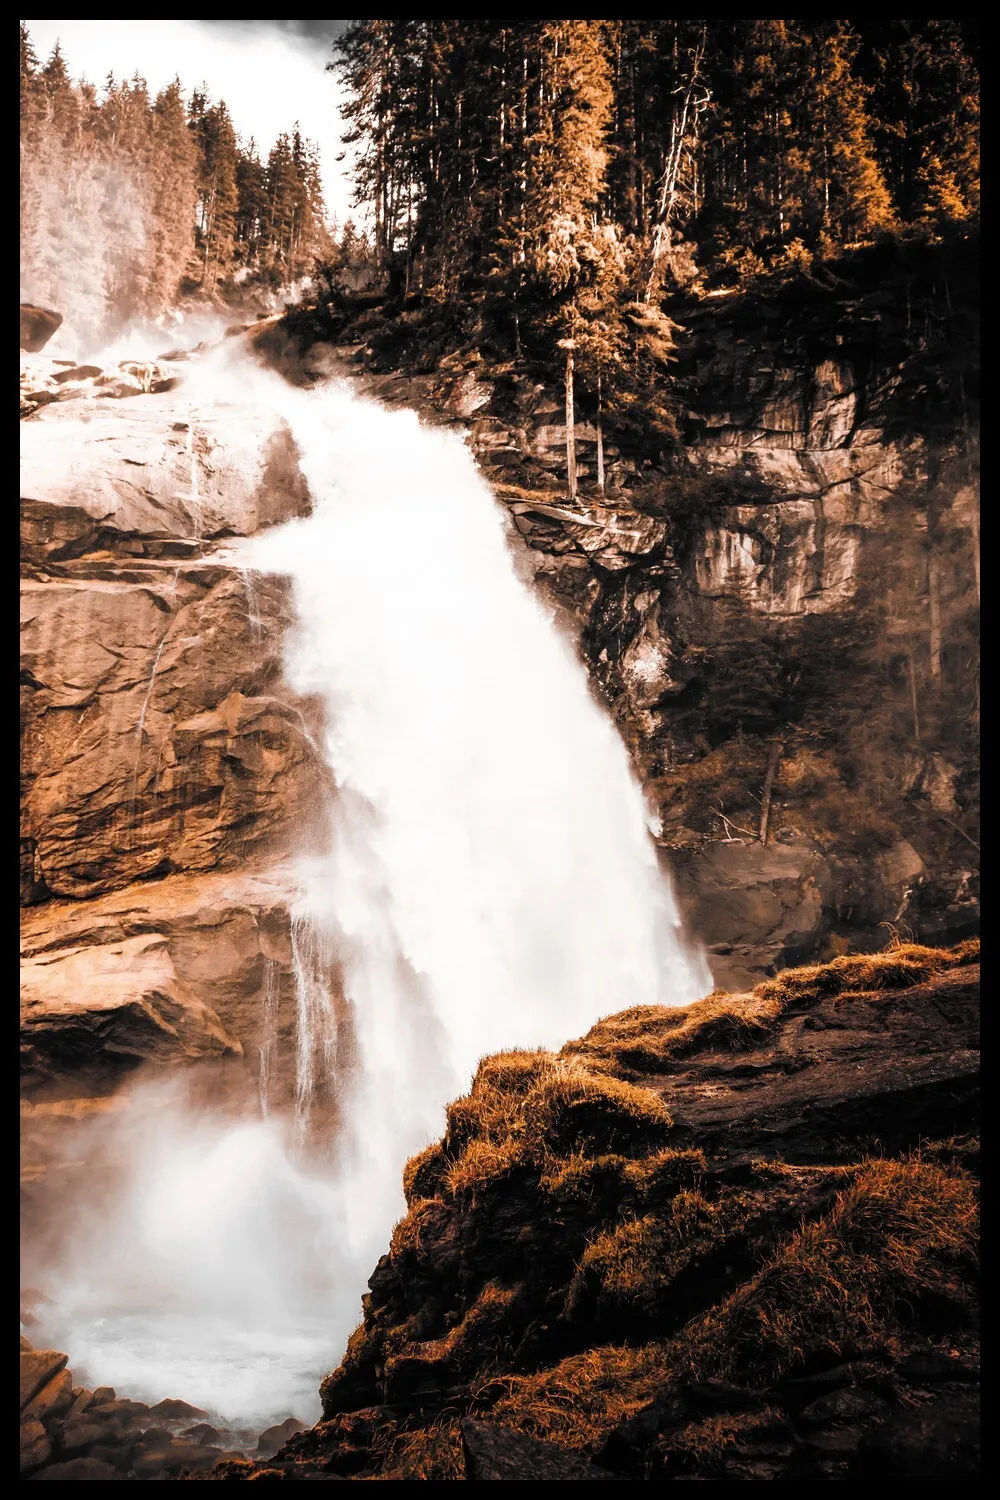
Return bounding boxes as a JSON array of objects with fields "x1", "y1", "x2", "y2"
[{"x1": 23, "y1": 19, "x2": 355, "y2": 225}]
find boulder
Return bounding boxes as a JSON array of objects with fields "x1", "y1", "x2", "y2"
[
  {"x1": 133, "y1": 1441, "x2": 223, "y2": 1477},
  {"x1": 20, "y1": 1420, "x2": 52, "y2": 1475},
  {"x1": 53, "y1": 365, "x2": 103, "y2": 384},
  {"x1": 20, "y1": 1349, "x2": 68, "y2": 1411},
  {"x1": 20, "y1": 399, "x2": 311, "y2": 556},
  {"x1": 32, "y1": 1457, "x2": 122, "y2": 1480},
  {"x1": 20, "y1": 304, "x2": 63, "y2": 353},
  {"x1": 674, "y1": 839, "x2": 831, "y2": 990},
  {"x1": 22, "y1": 1367, "x2": 74, "y2": 1423},
  {"x1": 182, "y1": 1422, "x2": 224, "y2": 1446},
  {"x1": 20, "y1": 567, "x2": 327, "y2": 900},
  {"x1": 58, "y1": 1415, "x2": 121, "y2": 1454},
  {"x1": 256, "y1": 1416, "x2": 306, "y2": 1456},
  {"x1": 656, "y1": 962, "x2": 979, "y2": 1163},
  {"x1": 148, "y1": 1397, "x2": 210, "y2": 1420}
]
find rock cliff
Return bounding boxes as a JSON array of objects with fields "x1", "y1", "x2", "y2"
[{"x1": 19, "y1": 346, "x2": 325, "y2": 1202}]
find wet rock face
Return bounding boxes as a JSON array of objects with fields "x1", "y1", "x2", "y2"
[
  {"x1": 19, "y1": 868, "x2": 303, "y2": 1204},
  {"x1": 20, "y1": 389, "x2": 322, "y2": 904},
  {"x1": 21, "y1": 566, "x2": 326, "y2": 901}
]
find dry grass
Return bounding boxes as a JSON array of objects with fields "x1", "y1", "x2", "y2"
[
  {"x1": 753, "y1": 937, "x2": 978, "y2": 1009},
  {"x1": 485, "y1": 1153, "x2": 977, "y2": 1452},
  {"x1": 487, "y1": 1342, "x2": 673, "y2": 1450},
  {"x1": 403, "y1": 1141, "x2": 448, "y2": 1206},
  {"x1": 683, "y1": 1154, "x2": 979, "y2": 1385},
  {"x1": 653, "y1": 1406, "x2": 789, "y2": 1475},
  {"x1": 374, "y1": 1419, "x2": 464, "y2": 1482},
  {"x1": 566, "y1": 938, "x2": 978, "y2": 1078},
  {"x1": 566, "y1": 991, "x2": 783, "y2": 1075},
  {"x1": 565, "y1": 1189, "x2": 753, "y2": 1325},
  {"x1": 319, "y1": 945, "x2": 977, "y2": 1473},
  {"x1": 443, "y1": 1135, "x2": 532, "y2": 1199},
  {"x1": 522, "y1": 1062, "x2": 673, "y2": 1155},
  {"x1": 776, "y1": 746, "x2": 837, "y2": 793},
  {"x1": 437, "y1": 1052, "x2": 674, "y2": 1201}
]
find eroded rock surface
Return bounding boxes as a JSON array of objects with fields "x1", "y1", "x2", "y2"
[{"x1": 21, "y1": 380, "x2": 323, "y2": 904}]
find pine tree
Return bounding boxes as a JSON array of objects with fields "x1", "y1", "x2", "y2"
[
  {"x1": 192, "y1": 98, "x2": 239, "y2": 290},
  {"x1": 149, "y1": 80, "x2": 198, "y2": 310}
]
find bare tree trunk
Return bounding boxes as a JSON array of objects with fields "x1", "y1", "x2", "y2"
[
  {"x1": 644, "y1": 28, "x2": 708, "y2": 301},
  {"x1": 928, "y1": 553, "x2": 942, "y2": 682},
  {"x1": 564, "y1": 343, "x2": 577, "y2": 502},
  {"x1": 758, "y1": 740, "x2": 784, "y2": 846},
  {"x1": 596, "y1": 372, "x2": 605, "y2": 495}
]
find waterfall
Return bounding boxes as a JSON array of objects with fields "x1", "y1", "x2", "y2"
[
  {"x1": 257, "y1": 957, "x2": 281, "y2": 1117},
  {"x1": 242, "y1": 356, "x2": 711, "y2": 1237},
  {"x1": 27, "y1": 344, "x2": 710, "y2": 1426}
]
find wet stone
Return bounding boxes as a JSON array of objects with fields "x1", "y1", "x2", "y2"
[
  {"x1": 32, "y1": 1456, "x2": 122, "y2": 1480},
  {"x1": 148, "y1": 1396, "x2": 210, "y2": 1420},
  {"x1": 183, "y1": 1421, "x2": 225, "y2": 1445},
  {"x1": 20, "y1": 1420, "x2": 52, "y2": 1475},
  {"x1": 257, "y1": 1416, "x2": 307, "y2": 1456},
  {"x1": 22, "y1": 1368, "x2": 74, "y2": 1424},
  {"x1": 20, "y1": 1349, "x2": 68, "y2": 1411}
]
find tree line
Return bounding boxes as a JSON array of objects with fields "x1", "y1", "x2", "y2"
[
  {"x1": 20, "y1": 23, "x2": 330, "y2": 342},
  {"x1": 332, "y1": 20, "x2": 979, "y2": 387}
]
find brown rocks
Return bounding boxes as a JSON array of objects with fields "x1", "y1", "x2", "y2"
[
  {"x1": 19, "y1": 868, "x2": 300, "y2": 1134},
  {"x1": 20, "y1": 1420, "x2": 52, "y2": 1474},
  {"x1": 32, "y1": 1456, "x2": 123, "y2": 1480},
  {"x1": 20, "y1": 305, "x2": 63, "y2": 353},
  {"x1": 133, "y1": 1441, "x2": 223, "y2": 1477},
  {"x1": 256, "y1": 1416, "x2": 306, "y2": 1456},
  {"x1": 20, "y1": 1349, "x2": 68, "y2": 1411},
  {"x1": 673, "y1": 839, "x2": 831, "y2": 991},
  {"x1": 21, "y1": 1367, "x2": 74, "y2": 1424},
  {"x1": 21, "y1": 398, "x2": 311, "y2": 559},
  {"x1": 15, "y1": 1335, "x2": 260, "y2": 1482},
  {"x1": 20, "y1": 932, "x2": 243, "y2": 1090},
  {"x1": 20, "y1": 562, "x2": 326, "y2": 902},
  {"x1": 854, "y1": 1388, "x2": 980, "y2": 1480},
  {"x1": 148, "y1": 1397, "x2": 210, "y2": 1420}
]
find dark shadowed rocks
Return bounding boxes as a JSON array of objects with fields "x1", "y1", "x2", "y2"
[
  {"x1": 461, "y1": 1419, "x2": 620, "y2": 1481},
  {"x1": 20, "y1": 305, "x2": 63, "y2": 353}
]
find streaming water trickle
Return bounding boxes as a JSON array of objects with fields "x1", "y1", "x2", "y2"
[
  {"x1": 257, "y1": 957, "x2": 282, "y2": 1118},
  {"x1": 27, "y1": 341, "x2": 711, "y2": 1427}
]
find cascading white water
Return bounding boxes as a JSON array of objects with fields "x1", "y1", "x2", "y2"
[
  {"x1": 27, "y1": 342, "x2": 711, "y2": 1427},
  {"x1": 240, "y1": 356, "x2": 711, "y2": 1227}
]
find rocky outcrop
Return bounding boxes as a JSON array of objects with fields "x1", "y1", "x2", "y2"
[
  {"x1": 216, "y1": 941, "x2": 978, "y2": 1482},
  {"x1": 20, "y1": 304, "x2": 63, "y2": 354}
]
